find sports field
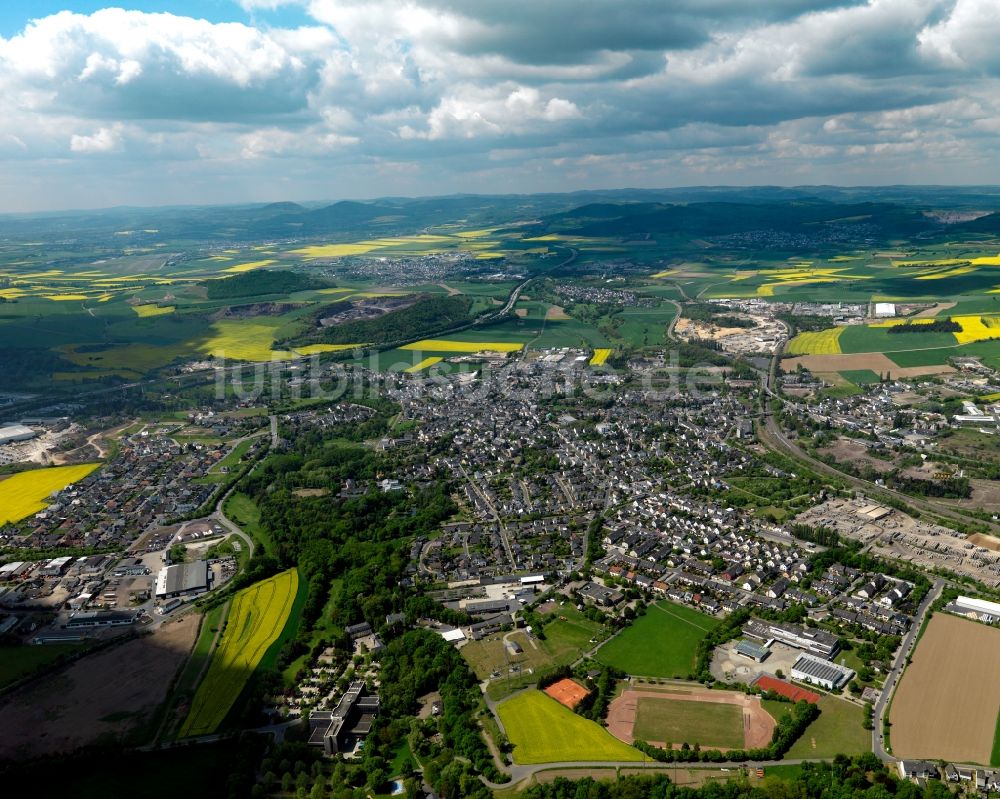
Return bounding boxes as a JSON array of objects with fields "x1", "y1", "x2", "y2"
[
  {"x1": 543, "y1": 678, "x2": 590, "y2": 709},
  {"x1": 606, "y1": 685, "x2": 774, "y2": 750},
  {"x1": 889, "y1": 613, "x2": 1000, "y2": 764},
  {"x1": 595, "y1": 601, "x2": 716, "y2": 678},
  {"x1": 633, "y1": 697, "x2": 744, "y2": 748},
  {"x1": 497, "y1": 690, "x2": 643, "y2": 764},
  {"x1": 179, "y1": 569, "x2": 299, "y2": 737},
  {"x1": 0, "y1": 463, "x2": 101, "y2": 525}
]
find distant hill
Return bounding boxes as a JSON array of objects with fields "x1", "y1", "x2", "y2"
[{"x1": 201, "y1": 270, "x2": 327, "y2": 300}]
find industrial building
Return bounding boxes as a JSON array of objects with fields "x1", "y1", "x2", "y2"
[
  {"x1": 0, "y1": 424, "x2": 37, "y2": 445},
  {"x1": 790, "y1": 653, "x2": 855, "y2": 690},
  {"x1": 950, "y1": 595, "x2": 1000, "y2": 623},
  {"x1": 65, "y1": 610, "x2": 137, "y2": 629},
  {"x1": 743, "y1": 619, "x2": 841, "y2": 659},
  {"x1": 308, "y1": 681, "x2": 380, "y2": 755},
  {"x1": 154, "y1": 560, "x2": 210, "y2": 599}
]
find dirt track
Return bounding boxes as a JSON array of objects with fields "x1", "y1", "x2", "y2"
[
  {"x1": 889, "y1": 613, "x2": 1000, "y2": 763},
  {"x1": 0, "y1": 614, "x2": 199, "y2": 759},
  {"x1": 606, "y1": 685, "x2": 775, "y2": 750}
]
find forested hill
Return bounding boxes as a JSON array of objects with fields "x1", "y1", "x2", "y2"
[
  {"x1": 201, "y1": 270, "x2": 328, "y2": 300},
  {"x1": 292, "y1": 294, "x2": 474, "y2": 347}
]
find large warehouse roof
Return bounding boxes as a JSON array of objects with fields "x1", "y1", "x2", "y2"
[
  {"x1": 155, "y1": 560, "x2": 208, "y2": 597},
  {"x1": 0, "y1": 424, "x2": 36, "y2": 444},
  {"x1": 791, "y1": 653, "x2": 854, "y2": 685}
]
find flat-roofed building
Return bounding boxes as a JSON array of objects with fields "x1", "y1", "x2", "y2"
[
  {"x1": 155, "y1": 560, "x2": 209, "y2": 599},
  {"x1": 790, "y1": 653, "x2": 855, "y2": 690},
  {"x1": 308, "y1": 680, "x2": 380, "y2": 755},
  {"x1": 743, "y1": 619, "x2": 841, "y2": 660},
  {"x1": 0, "y1": 424, "x2": 37, "y2": 445}
]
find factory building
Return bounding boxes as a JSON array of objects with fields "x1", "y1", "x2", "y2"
[
  {"x1": 155, "y1": 560, "x2": 210, "y2": 599},
  {"x1": 0, "y1": 424, "x2": 37, "y2": 445}
]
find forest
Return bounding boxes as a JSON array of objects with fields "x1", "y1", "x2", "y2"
[
  {"x1": 203, "y1": 270, "x2": 327, "y2": 300},
  {"x1": 296, "y1": 295, "x2": 474, "y2": 346}
]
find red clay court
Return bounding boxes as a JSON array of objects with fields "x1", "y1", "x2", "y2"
[
  {"x1": 543, "y1": 678, "x2": 591, "y2": 709},
  {"x1": 754, "y1": 675, "x2": 820, "y2": 704}
]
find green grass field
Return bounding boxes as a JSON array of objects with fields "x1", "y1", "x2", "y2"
[
  {"x1": 595, "y1": 601, "x2": 717, "y2": 678},
  {"x1": 497, "y1": 690, "x2": 644, "y2": 764},
  {"x1": 0, "y1": 644, "x2": 85, "y2": 688},
  {"x1": 840, "y1": 369, "x2": 882, "y2": 385},
  {"x1": 784, "y1": 696, "x2": 870, "y2": 759},
  {"x1": 464, "y1": 605, "x2": 607, "y2": 699},
  {"x1": 632, "y1": 697, "x2": 744, "y2": 749}
]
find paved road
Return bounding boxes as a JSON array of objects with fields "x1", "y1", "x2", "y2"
[
  {"x1": 481, "y1": 756, "x2": 845, "y2": 789},
  {"x1": 872, "y1": 578, "x2": 945, "y2": 762}
]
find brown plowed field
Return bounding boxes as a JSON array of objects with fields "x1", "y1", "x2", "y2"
[
  {"x1": 0, "y1": 615, "x2": 199, "y2": 759},
  {"x1": 781, "y1": 353, "x2": 954, "y2": 378},
  {"x1": 606, "y1": 685, "x2": 775, "y2": 750},
  {"x1": 889, "y1": 613, "x2": 1000, "y2": 763}
]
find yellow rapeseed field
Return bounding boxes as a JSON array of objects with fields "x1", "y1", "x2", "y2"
[
  {"x1": 199, "y1": 321, "x2": 295, "y2": 361},
  {"x1": 222, "y1": 259, "x2": 276, "y2": 274},
  {"x1": 870, "y1": 318, "x2": 935, "y2": 328},
  {"x1": 293, "y1": 343, "x2": 366, "y2": 356},
  {"x1": 953, "y1": 315, "x2": 1000, "y2": 345},
  {"x1": 0, "y1": 464, "x2": 101, "y2": 525},
  {"x1": 401, "y1": 339, "x2": 524, "y2": 353},
  {"x1": 404, "y1": 356, "x2": 444, "y2": 373},
  {"x1": 132, "y1": 304, "x2": 176, "y2": 317},
  {"x1": 590, "y1": 348, "x2": 612, "y2": 366},
  {"x1": 787, "y1": 327, "x2": 844, "y2": 355},
  {"x1": 180, "y1": 569, "x2": 299, "y2": 738}
]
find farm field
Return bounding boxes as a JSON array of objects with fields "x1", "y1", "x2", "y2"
[
  {"x1": 786, "y1": 328, "x2": 844, "y2": 355},
  {"x1": 0, "y1": 463, "x2": 101, "y2": 525},
  {"x1": 0, "y1": 614, "x2": 199, "y2": 759},
  {"x1": 784, "y1": 696, "x2": 869, "y2": 759},
  {"x1": 633, "y1": 697, "x2": 744, "y2": 748},
  {"x1": 595, "y1": 601, "x2": 716, "y2": 678},
  {"x1": 401, "y1": 338, "x2": 524, "y2": 353},
  {"x1": 889, "y1": 613, "x2": 1000, "y2": 764},
  {"x1": 590, "y1": 348, "x2": 612, "y2": 366},
  {"x1": 0, "y1": 644, "x2": 86, "y2": 689},
  {"x1": 178, "y1": 569, "x2": 300, "y2": 738},
  {"x1": 497, "y1": 690, "x2": 643, "y2": 764}
]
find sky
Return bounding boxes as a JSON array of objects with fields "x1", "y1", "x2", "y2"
[{"x1": 2, "y1": 0, "x2": 1000, "y2": 212}]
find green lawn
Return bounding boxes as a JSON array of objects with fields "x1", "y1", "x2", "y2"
[
  {"x1": 497, "y1": 690, "x2": 643, "y2": 764},
  {"x1": 595, "y1": 601, "x2": 717, "y2": 678},
  {"x1": 222, "y1": 492, "x2": 274, "y2": 556},
  {"x1": 840, "y1": 369, "x2": 882, "y2": 385},
  {"x1": 632, "y1": 697, "x2": 744, "y2": 749},
  {"x1": 0, "y1": 644, "x2": 85, "y2": 688},
  {"x1": 784, "y1": 696, "x2": 870, "y2": 759}
]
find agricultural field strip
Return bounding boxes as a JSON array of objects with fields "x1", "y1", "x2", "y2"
[
  {"x1": 179, "y1": 569, "x2": 297, "y2": 737},
  {"x1": 0, "y1": 464, "x2": 101, "y2": 525}
]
